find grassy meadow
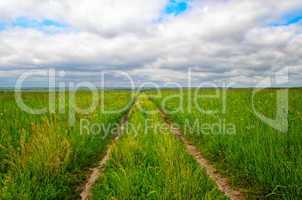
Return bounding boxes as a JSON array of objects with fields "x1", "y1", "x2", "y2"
[
  {"x1": 151, "y1": 88, "x2": 302, "y2": 199},
  {"x1": 0, "y1": 88, "x2": 301, "y2": 199},
  {"x1": 0, "y1": 91, "x2": 133, "y2": 199},
  {"x1": 92, "y1": 95, "x2": 226, "y2": 200}
]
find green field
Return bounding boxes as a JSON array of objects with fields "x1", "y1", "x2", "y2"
[
  {"x1": 0, "y1": 89, "x2": 301, "y2": 199},
  {"x1": 151, "y1": 88, "x2": 302, "y2": 199},
  {"x1": 0, "y1": 91, "x2": 133, "y2": 199},
  {"x1": 92, "y1": 95, "x2": 226, "y2": 200}
]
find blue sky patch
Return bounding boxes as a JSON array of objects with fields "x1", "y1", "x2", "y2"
[
  {"x1": 164, "y1": 0, "x2": 190, "y2": 16},
  {"x1": 13, "y1": 17, "x2": 67, "y2": 29},
  {"x1": 271, "y1": 10, "x2": 302, "y2": 26},
  {"x1": 0, "y1": 20, "x2": 8, "y2": 31},
  {"x1": 0, "y1": 17, "x2": 68, "y2": 32}
]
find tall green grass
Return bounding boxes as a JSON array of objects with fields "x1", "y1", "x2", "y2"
[
  {"x1": 152, "y1": 89, "x2": 302, "y2": 199},
  {"x1": 0, "y1": 91, "x2": 132, "y2": 199},
  {"x1": 92, "y1": 95, "x2": 226, "y2": 200}
]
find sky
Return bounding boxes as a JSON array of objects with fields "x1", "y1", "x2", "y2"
[{"x1": 0, "y1": 0, "x2": 302, "y2": 88}]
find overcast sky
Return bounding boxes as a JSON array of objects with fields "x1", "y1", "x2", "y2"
[{"x1": 0, "y1": 0, "x2": 302, "y2": 88}]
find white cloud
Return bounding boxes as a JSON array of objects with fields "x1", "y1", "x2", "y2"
[{"x1": 0, "y1": 0, "x2": 302, "y2": 87}]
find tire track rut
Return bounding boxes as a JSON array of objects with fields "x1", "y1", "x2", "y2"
[
  {"x1": 80, "y1": 106, "x2": 133, "y2": 200},
  {"x1": 157, "y1": 107, "x2": 246, "y2": 200}
]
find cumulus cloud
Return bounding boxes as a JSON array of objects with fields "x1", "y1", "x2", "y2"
[{"x1": 0, "y1": 0, "x2": 301, "y2": 87}]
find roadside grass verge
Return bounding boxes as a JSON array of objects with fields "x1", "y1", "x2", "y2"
[{"x1": 91, "y1": 95, "x2": 227, "y2": 200}]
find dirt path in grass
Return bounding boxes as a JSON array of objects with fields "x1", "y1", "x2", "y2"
[
  {"x1": 158, "y1": 109, "x2": 246, "y2": 200},
  {"x1": 80, "y1": 108, "x2": 132, "y2": 200}
]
